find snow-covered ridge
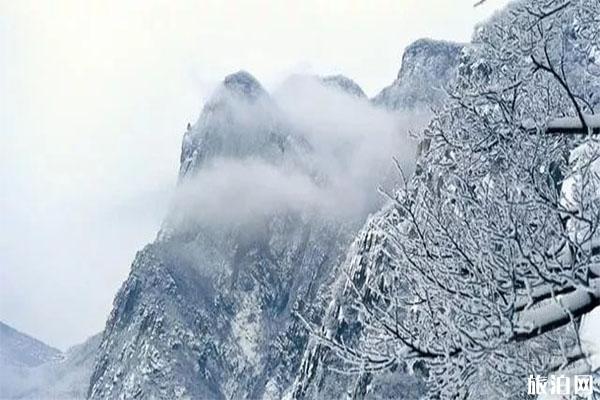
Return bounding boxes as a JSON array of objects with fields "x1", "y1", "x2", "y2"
[
  {"x1": 88, "y1": 37, "x2": 462, "y2": 400},
  {"x1": 0, "y1": 321, "x2": 101, "y2": 400},
  {"x1": 373, "y1": 38, "x2": 464, "y2": 110},
  {"x1": 321, "y1": 74, "x2": 367, "y2": 98},
  {"x1": 0, "y1": 321, "x2": 62, "y2": 368},
  {"x1": 222, "y1": 70, "x2": 267, "y2": 100},
  {"x1": 178, "y1": 70, "x2": 287, "y2": 179}
]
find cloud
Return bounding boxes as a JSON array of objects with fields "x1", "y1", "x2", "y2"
[
  {"x1": 171, "y1": 157, "x2": 323, "y2": 226},
  {"x1": 1, "y1": 0, "x2": 510, "y2": 349},
  {"x1": 169, "y1": 75, "x2": 430, "y2": 229}
]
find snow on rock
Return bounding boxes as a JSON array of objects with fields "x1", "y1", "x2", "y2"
[
  {"x1": 0, "y1": 321, "x2": 62, "y2": 369},
  {"x1": 372, "y1": 38, "x2": 464, "y2": 111},
  {"x1": 88, "y1": 71, "x2": 361, "y2": 399},
  {"x1": 321, "y1": 75, "x2": 367, "y2": 98},
  {"x1": 222, "y1": 70, "x2": 267, "y2": 99},
  {"x1": 89, "y1": 37, "x2": 457, "y2": 399},
  {"x1": 231, "y1": 287, "x2": 262, "y2": 366},
  {"x1": 290, "y1": 205, "x2": 427, "y2": 400},
  {"x1": 0, "y1": 325, "x2": 101, "y2": 400},
  {"x1": 178, "y1": 70, "x2": 290, "y2": 178}
]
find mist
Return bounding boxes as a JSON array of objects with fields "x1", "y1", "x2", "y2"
[
  {"x1": 1, "y1": 0, "x2": 507, "y2": 350},
  {"x1": 170, "y1": 75, "x2": 429, "y2": 228}
]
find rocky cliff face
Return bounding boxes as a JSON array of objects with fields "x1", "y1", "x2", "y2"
[
  {"x1": 88, "y1": 71, "x2": 364, "y2": 400},
  {"x1": 287, "y1": 205, "x2": 429, "y2": 400},
  {"x1": 178, "y1": 71, "x2": 295, "y2": 179},
  {"x1": 88, "y1": 38, "x2": 462, "y2": 400},
  {"x1": 288, "y1": 39, "x2": 465, "y2": 400},
  {"x1": 372, "y1": 39, "x2": 464, "y2": 111},
  {"x1": 88, "y1": 219, "x2": 352, "y2": 399}
]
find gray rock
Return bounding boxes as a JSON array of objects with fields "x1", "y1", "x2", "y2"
[{"x1": 372, "y1": 39, "x2": 464, "y2": 111}]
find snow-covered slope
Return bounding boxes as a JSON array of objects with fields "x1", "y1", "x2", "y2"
[
  {"x1": 0, "y1": 321, "x2": 61, "y2": 369},
  {"x1": 288, "y1": 206, "x2": 427, "y2": 400},
  {"x1": 178, "y1": 71, "x2": 296, "y2": 178},
  {"x1": 373, "y1": 38, "x2": 464, "y2": 110},
  {"x1": 88, "y1": 71, "x2": 363, "y2": 400},
  {"x1": 322, "y1": 75, "x2": 367, "y2": 98},
  {"x1": 288, "y1": 39, "x2": 465, "y2": 399},
  {"x1": 88, "y1": 38, "x2": 460, "y2": 399},
  {"x1": 0, "y1": 322, "x2": 100, "y2": 399},
  {"x1": 290, "y1": 6, "x2": 600, "y2": 399}
]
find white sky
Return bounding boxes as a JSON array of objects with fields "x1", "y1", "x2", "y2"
[{"x1": 0, "y1": 0, "x2": 509, "y2": 349}]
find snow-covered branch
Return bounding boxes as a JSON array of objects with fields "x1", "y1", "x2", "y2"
[
  {"x1": 545, "y1": 115, "x2": 600, "y2": 135},
  {"x1": 311, "y1": 1, "x2": 600, "y2": 398}
]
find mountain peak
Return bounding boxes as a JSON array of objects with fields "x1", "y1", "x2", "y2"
[
  {"x1": 398, "y1": 38, "x2": 464, "y2": 80},
  {"x1": 0, "y1": 321, "x2": 62, "y2": 368},
  {"x1": 221, "y1": 70, "x2": 266, "y2": 99},
  {"x1": 402, "y1": 38, "x2": 464, "y2": 53},
  {"x1": 178, "y1": 70, "x2": 287, "y2": 178},
  {"x1": 372, "y1": 38, "x2": 465, "y2": 110},
  {"x1": 321, "y1": 75, "x2": 366, "y2": 98}
]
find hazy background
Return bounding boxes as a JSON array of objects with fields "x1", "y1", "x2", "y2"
[{"x1": 0, "y1": 0, "x2": 508, "y2": 349}]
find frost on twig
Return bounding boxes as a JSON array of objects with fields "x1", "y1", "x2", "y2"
[{"x1": 302, "y1": 1, "x2": 600, "y2": 398}]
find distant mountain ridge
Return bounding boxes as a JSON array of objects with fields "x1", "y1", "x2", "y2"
[
  {"x1": 0, "y1": 321, "x2": 62, "y2": 368},
  {"x1": 0, "y1": 321, "x2": 101, "y2": 399},
  {"x1": 322, "y1": 74, "x2": 367, "y2": 98}
]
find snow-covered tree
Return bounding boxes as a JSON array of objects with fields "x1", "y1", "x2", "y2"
[{"x1": 309, "y1": 1, "x2": 600, "y2": 398}]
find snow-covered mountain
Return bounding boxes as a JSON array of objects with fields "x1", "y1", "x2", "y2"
[
  {"x1": 87, "y1": 39, "x2": 462, "y2": 400},
  {"x1": 291, "y1": 4, "x2": 600, "y2": 399},
  {"x1": 289, "y1": 205, "x2": 431, "y2": 400},
  {"x1": 88, "y1": 71, "x2": 363, "y2": 400},
  {"x1": 372, "y1": 39, "x2": 464, "y2": 110},
  {"x1": 288, "y1": 39, "x2": 464, "y2": 400},
  {"x1": 178, "y1": 71, "x2": 296, "y2": 179},
  {"x1": 0, "y1": 321, "x2": 100, "y2": 399},
  {"x1": 322, "y1": 75, "x2": 367, "y2": 98},
  {"x1": 0, "y1": 321, "x2": 61, "y2": 369}
]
